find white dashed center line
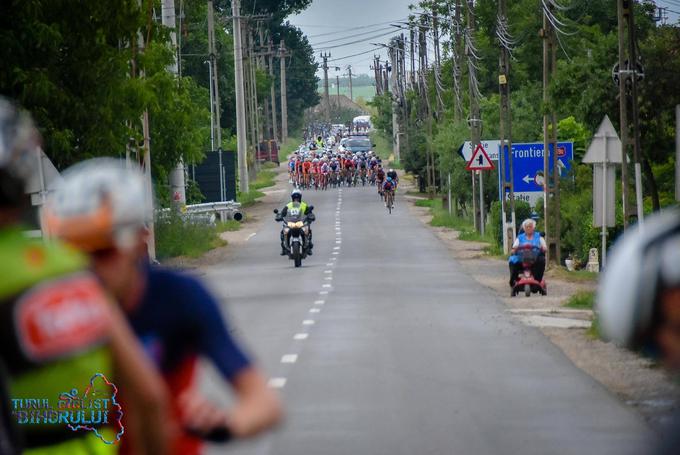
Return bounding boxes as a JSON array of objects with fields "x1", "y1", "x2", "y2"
[
  {"x1": 293, "y1": 333, "x2": 309, "y2": 340},
  {"x1": 309, "y1": 308, "x2": 321, "y2": 313},
  {"x1": 314, "y1": 300, "x2": 325, "y2": 305},
  {"x1": 302, "y1": 320, "x2": 315, "y2": 326},
  {"x1": 281, "y1": 355, "x2": 298, "y2": 364},
  {"x1": 268, "y1": 377, "x2": 287, "y2": 388}
]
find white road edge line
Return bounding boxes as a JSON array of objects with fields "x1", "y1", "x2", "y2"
[{"x1": 246, "y1": 233, "x2": 257, "y2": 241}]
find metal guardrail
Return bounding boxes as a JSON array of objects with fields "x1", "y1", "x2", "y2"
[
  {"x1": 159, "y1": 200, "x2": 244, "y2": 224},
  {"x1": 185, "y1": 201, "x2": 243, "y2": 222}
]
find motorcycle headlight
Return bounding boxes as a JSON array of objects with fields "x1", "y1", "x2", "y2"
[
  {"x1": 294, "y1": 221, "x2": 304, "y2": 228},
  {"x1": 287, "y1": 222, "x2": 297, "y2": 228}
]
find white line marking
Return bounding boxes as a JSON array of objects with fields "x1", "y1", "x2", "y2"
[
  {"x1": 246, "y1": 233, "x2": 257, "y2": 241},
  {"x1": 281, "y1": 354, "x2": 298, "y2": 364},
  {"x1": 314, "y1": 300, "x2": 325, "y2": 305},
  {"x1": 322, "y1": 284, "x2": 332, "y2": 288},
  {"x1": 324, "y1": 277, "x2": 333, "y2": 281},
  {"x1": 319, "y1": 290, "x2": 329, "y2": 295},
  {"x1": 331, "y1": 257, "x2": 337, "y2": 261},
  {"x1": 293, "y1": 333, "x2": 309, "y2": 340},
  {"x1": 268, "y1": 377, "x2": 287, "y2": 388},
  {"x1": 326, "y1": 263, "x2": 334, "y2": 266},
  {"x1": 335, "y1": 240, "x2": 342, "y2": 244},
  {"x1": 303, "y1": 320, "x2": 315, "y2": 325},
  {"x1": 333, "y1": 252, "x2": 339, "y2": 255},
  {"x1": 324, "y1": 270, "x2": 333, "y2": 273},
  {"x1": 310, "y1": 308, "x2": 321, "y2": 313},
  {"x1": 333, "y1": 246, "x2": 340, "y2": 250}
]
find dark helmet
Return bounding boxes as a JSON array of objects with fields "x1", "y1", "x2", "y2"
[{"x1": 291, "y1": 189, "x2": 302, "y2": 202}]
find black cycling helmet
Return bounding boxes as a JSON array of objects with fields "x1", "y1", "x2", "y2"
[{"x1": 291, "y1": 189, "x2": 302, "y2": 202}]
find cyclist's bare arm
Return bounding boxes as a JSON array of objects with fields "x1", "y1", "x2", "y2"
[{"x1": 226, "y1": 367, "x2": 283, "y2": 437}]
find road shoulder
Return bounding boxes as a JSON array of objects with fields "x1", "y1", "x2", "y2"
[{"x1": 404, "y1": 190, "x2": 679, "y2": 427}]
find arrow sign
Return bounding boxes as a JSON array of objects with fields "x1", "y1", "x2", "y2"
[
  {"x1": 522, "y1": 175, "x2": 533, "y2": 184},
  {"x1": 466, "y1": 143, "x2": 495, "y2": 171}
]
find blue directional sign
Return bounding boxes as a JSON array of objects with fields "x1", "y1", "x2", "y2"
[{"x1": 498, "y1": 142, "x2": 574, "y2": 206}]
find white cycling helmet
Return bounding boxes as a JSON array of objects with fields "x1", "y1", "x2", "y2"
[
  {"x1": 42, "y1": 158, "x2": 150, "y2": 252},
  {"x1": 598, "y1": 209, "x2": 680, "y2": 349}
]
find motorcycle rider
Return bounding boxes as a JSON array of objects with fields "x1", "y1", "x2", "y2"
[
  {"x1": 508, "y1": 218, "x2": 547, "y2": 287},
  {"x1": 278, "y1": 190, "x2": 314, "y2": 256}
]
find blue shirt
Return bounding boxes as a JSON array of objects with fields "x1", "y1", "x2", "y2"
[{"x1": 128, "y1": 267, "x2": 251, "y2": 383}]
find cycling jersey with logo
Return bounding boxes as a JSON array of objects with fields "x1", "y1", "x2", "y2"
[{"x1": 126, "y1": 266, "x2": 251, "y2": 455}]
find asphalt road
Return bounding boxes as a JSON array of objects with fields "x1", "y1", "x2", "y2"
[{"x1": 200, "y1": 182, "x2": 652, "y2": 455}]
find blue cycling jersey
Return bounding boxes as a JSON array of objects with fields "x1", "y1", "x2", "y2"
[{"x1": 128, "y1": 266, "x2": 251, "y2": 383}]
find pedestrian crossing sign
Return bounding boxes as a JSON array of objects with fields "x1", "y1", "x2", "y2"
[{"x1": 466, "y1": 143, "x2": 495, "y2": 171}]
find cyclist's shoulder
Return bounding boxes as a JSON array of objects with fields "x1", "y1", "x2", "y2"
[{"x1": 0, "y1": 228, "x2": 86, "y2": 299}]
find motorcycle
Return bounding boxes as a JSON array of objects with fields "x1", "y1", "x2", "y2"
[
  {"x1": 274, "y1": 205, "x2": 315, "y2": 268},
  {"x1": 511, "y1": 245, "x2": 547, "y2": 297}
]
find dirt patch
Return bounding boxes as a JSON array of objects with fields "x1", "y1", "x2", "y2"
[
  {"x1": 161, "y1": 165, "x2": 289, "y2": 270},
  {"x1": 405, "y1": 184, "x2": 680, "y2": 427}
]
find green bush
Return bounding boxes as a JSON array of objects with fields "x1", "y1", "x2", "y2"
[
  {"x1": 415, "y1": 199, "x2": 434, "y2": 208},
  {"x1": 237, "y1": 190, "x2": 265, "y2": 207},
  {"x1": 155, "y1": 212, "x2": 225, "y2": 259},
  {"x1": 564, "y1": 290, "x2": 596, "y2": 309},
  {"x1": 216, "y1": 220, "x2": 242, "y2": 232}
]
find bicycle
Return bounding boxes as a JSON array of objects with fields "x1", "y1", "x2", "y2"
[{"x1": 384, "y1": 189, "x2": 395, "y2": 214}]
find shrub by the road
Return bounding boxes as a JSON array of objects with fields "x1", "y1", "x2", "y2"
[{"x1": 155, "y1": 212, "x2": 225, "y2": 259}]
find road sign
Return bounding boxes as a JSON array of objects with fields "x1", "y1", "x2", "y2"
[
  {"x1": 466, "y1": 143, "x2": 495, "y2": 171},
  {"x1": 583, "y1": 115, "x2": 622, "y2": 164},
  {"x1": 498, "y1": 142, "x2": 573, "y2": 207},
  {"x1": 461, "y1": 140, "x2": 500, "y2": 161}
]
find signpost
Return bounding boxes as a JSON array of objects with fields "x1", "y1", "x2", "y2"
[
  {"x1": 583, "y1": 115, "x2": 622, "y2": 268},
  {"x1": 467, "y1": 144, "x2": 495, "y2": 236},
  {"x1": 499, "y1": 142, "x2": 574, "y2": 207}
]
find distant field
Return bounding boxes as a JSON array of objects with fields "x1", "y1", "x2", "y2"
[{"x1": 319, "y1": 84, "x2": 375, "y2": 102}]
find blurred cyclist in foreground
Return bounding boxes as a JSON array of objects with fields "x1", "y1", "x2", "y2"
[
  {"x1": 0, "y1": 98, "x2": 170, "y2": 453},
  {"x1": 598, "y1": 209, "x2": 680, "y2": 454},
  {"x1": 43, "y1": 158, "x2": 282, "y2": 454}
]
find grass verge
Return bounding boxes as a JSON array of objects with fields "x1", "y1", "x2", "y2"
[
  {"x1": 238, "y1": 190, "x2": 266, "y2": 207},
  {"x1": 156, "y1": 213, "x2": 226, "y2": 259},
  {"x1": 417, "y1": 197, "x2": 503, "y2": 256},
  {"x1": 251, "y1": 170, "x2": 277, "y2": 190},
  {"x1": 279, "y1": 136, "x2": 303, "y2": 162},
  {"x1": 216, "y1": 220, "x2": 242, "y2": 233},
  {"x1": 548, "y1": 267, "x2": 598, "y2": 283},
  {"x1": 563, "y1": 290, "x2": 600, "y2": 339},
  {"x1": 564, "y1": 290, "x2": 596, "y2": 309}
]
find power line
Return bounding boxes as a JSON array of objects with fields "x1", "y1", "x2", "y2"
[
  {"x1": 313, "y1": 29, "x2": 402, "y2": 51},
  {"x1": 306, "y1": 18, "x2": 410, "y2": 38},
  {"x1": 310, "y1": 26, "x2": 397, "y2": 47}
]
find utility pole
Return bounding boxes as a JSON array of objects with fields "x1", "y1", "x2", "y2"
[
  {"x1": 466, "y1": 0, "x2": 483, "y2": 234},
  {"x1": 209, "y1": 0, "x2": 227, "y2": 200},
  {"x1": 498, "y1": 0, "x2": 516, "y2": 254},
  {"x1": 617, "y1": 0, "x2": 632, "y2": 228},
  {"x1": 626, "y1": 0, "x2": 644, "y2": 223},
  {"x1": 335, "y1": 73, "x2": 340, "y2": 118},
  {"x1": 346, "y1": 65, "x2": 354, "y2": 101},
  {"x1": 163, "y1": 0, "x2": 186, "y2": 209},
  {"x1": 320, "y1": 52, "x2": 331, "y2": 121},
  {"x1": 454, "y1": 0, "x2": 463, "y2": 122},
  {"x1": 280, "y1": 40, "x2": 289, "y2": 144},
  {"x1": 541, "y1": 2, "x2": 560, "y2": 264},
  {"x1": 676, "y1": 105, "x2": 680, "y2": 202},
  {"x1": 231, "y1": 0, "x2": 249, "y2": 193},
  {"x1": 269, "y1": 40, "x2": 278, "y2": 142},
  {"x1": 389, "y1": 39, "x2": 401, "y2": 162}
]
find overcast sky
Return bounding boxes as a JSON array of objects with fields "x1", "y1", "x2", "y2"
[{"x1": 288, "y1": 0, "x2": 417, "y2": 77}]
